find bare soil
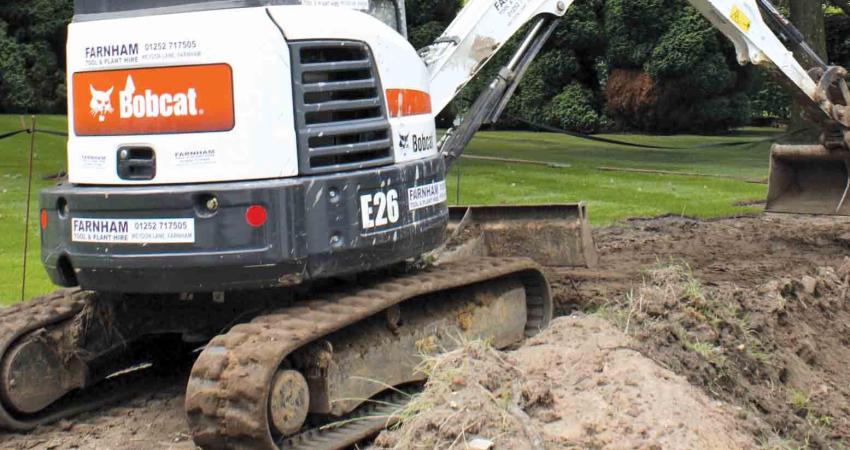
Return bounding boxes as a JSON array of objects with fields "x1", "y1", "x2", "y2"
[
  {"x1": 3, "y1": 213, "x2": 850, "y2": 449},
  {"x1": 372, "y1": 315, "x2": 762, "y2": 450}
]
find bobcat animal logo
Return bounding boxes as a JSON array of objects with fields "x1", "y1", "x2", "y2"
[
  {"x1": 398, "y1": 132, "x2": 410, "y2": 150},
  {"x1": 89, "y1": 85, "x2": 114, "y2": 122}
]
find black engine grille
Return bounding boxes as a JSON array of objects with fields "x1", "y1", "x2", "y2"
[{"x1": 290, "y1": 40, "x2": 393, "y2": 174}]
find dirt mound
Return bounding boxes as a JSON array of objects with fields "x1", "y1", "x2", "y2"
[
  {"x1": 520, "y1": 316, "x2": 763, "y2": 449},
  {"x1": 375, "y1": 316, "x2": 760, "y2": 449},
  {"x1": 594, "y1": 260, "x2": 850, "y2": 447},
  {"x1": 551, "y1": 214, "x2": 850, "y2": 316},
  {"x1": 371, "y1": 340, "x2": 552, "y2": 449}
]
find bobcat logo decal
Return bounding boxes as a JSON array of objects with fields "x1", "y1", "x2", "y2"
[
  {"x1": 398, "y1": 132, "x2": 410, "y2": 150},
  {"x1": 89, "y1": 85, "x2": 114, "y2": 122}
]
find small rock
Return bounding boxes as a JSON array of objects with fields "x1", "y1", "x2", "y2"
[
  {"x1": 59, "y1": 420, "x2": 73, "y2": 432},
  {"x1": 801, "y1": 276, "x2": 818, "y2": 295},
  {"x1": 468, "y1": 437, "x2": 494, "y2": 450}
]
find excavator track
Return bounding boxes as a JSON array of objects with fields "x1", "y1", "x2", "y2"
[
  {"x1": 186, "y1": 256, "x2": 551, "y2": 450},
  {"x1": 0, "y1": 289, "x2": 210, "y2": 433},
  {"x1": 281, "y1": 388, "x2": 414, "y2": 450},
  {"x1": 0, "y1": 289, "x2": 89, "y2": 430}
]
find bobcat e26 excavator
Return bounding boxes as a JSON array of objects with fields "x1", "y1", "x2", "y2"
[{"x1": 0, "y1": 0, "x2": 848, "y2": 448}]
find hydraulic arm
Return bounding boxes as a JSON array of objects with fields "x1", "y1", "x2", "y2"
[
  {"x1": 684, "y1": 0, "x2": 850, "y2": 214},
  {"x1": 686, "y1": 0, "x2": 850, "y2": 134},
  {"x1": 424, "y1": 0, "x2": 850, "y2": 214}
]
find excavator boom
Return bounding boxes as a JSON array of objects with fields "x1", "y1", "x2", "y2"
[{"x1": 428, "y1": 0, "x2": 850, "y2": 215}]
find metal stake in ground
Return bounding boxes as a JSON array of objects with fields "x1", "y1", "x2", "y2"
[{"x1": 20, "y1": 115, "x2": 36, "y2": 302}]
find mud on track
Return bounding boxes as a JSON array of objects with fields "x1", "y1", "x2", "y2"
[{"x1": 3, "y1": 213, "x2": 850, "y2": 449}]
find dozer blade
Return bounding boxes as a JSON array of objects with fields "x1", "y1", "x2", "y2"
[
  {"x1": 442, "y1": 203, "x2": 599, "y2": 267},
  {"x1": 766, "y1": 144, "x2": 850, "y2": 215}
]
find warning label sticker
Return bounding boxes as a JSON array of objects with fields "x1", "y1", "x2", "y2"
[{"x1": 730, "y1": 5, "x2": 751, "y2": 32}]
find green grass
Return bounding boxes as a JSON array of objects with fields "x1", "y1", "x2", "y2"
[
  {"x1": 0, "y1": 115, "x2": 69, "y2": 303},
  {"x1": 0, "y1": 116, "x2": 775, "y2": 304},
  {"x1": 448, "y1": 128, "x2": 772, "y2": 225}
]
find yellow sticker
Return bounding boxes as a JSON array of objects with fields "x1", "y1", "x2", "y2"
[{"x1": 730, "y1": 5, "x2": 751, "y2": 32}]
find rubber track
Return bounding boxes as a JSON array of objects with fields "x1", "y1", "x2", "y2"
[
  {"x1": 185, "y1": 257, "x2": 552, "y2": 450},
  {"x1": 282, "y1": 388, "x2": 413, "y2": 450},
  {"x1": 0, "y1": 288, "x2": 90, "y2": 430}
]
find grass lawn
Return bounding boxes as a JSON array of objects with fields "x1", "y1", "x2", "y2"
[
  {"x1": 449, "y1": 128, "x2": 772, "y2": 225},
  {"x1": 0, "y1": 116, "x2": 774, "y2": 304},
  {"x1": 0, "y1": 115, "x2": 70, "y2": 304}
]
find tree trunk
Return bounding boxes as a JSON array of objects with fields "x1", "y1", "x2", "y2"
[{"x1": 789, "y1": 0, "x2": 828, "y2": 136}]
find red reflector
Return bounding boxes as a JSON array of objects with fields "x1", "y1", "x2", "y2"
[
  {"x1": 245, "y1": 205, "x2": 267, "y2": 228},
  {"x1": 40, "y1": 209, "x2": 48, "y2": 230}
]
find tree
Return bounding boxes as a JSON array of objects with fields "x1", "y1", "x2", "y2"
[
  {"x1": 0, "y1": 0, "x2": 72, "y2": 113},
  {"x1": 603, "y1": 0, "x2": 751, "y2": 133},
  {"x1": 788, "y1": 0, "x2": 828, "y2": 135}
]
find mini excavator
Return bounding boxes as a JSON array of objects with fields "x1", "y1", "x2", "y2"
[{"x1": 0, "y1": 0, "x2": 847, "y2": 448}]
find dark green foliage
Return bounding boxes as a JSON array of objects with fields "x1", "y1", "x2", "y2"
[
  {"x1": 408, "y1": 20, "x2": 447, "y2": 50},
  {"x1": 645, "y1": 12, "x2": 718, "y2": 80},
  {"x1": 442, "y1": 1, "x2": 608, "y2": 131},
  {"x1": 405, "y1": 0, "x2": 461, "y2": 27},
  {"x1": 748, "y1": 69, "x2": 790, "y2": 121},
  {"x1": 0, "y1": 21, "x2": 33, "y2": 112},
  {"x1": 407, "y1": 0, "x2": 757, "y2": 133},
  {"x1": 604, "y1": 1, "x2": 751, "y2": 132},
  {"x1": 604, "y1": 0, "x2": 678, "y2": 69},
  {"x1": 544, "y1": 82, "x2": 602, "y2": 133},
  {"x1": 826, "y1": 12, "x2": 850, "y2": 68},
  {"x1": 0, "y1": 0, "x2": 72, "y2": 113}
]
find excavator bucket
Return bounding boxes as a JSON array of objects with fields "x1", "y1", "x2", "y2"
[
  {"x1": 766, "y1": 144, "x2": 850, "y2": 215},
  {"x1": 440, "y1": 203, "x2": 599, "y2": 267}
]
